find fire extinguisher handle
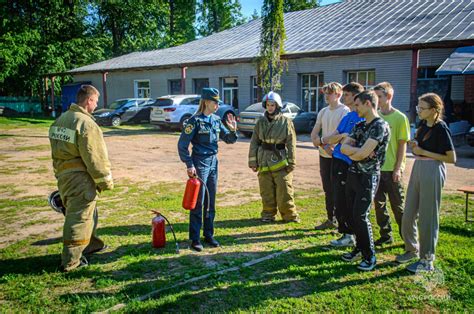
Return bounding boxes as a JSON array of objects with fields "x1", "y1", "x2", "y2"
[
  {"x1": 158, "y1": 213, "x2": 180, "y2": 254},
  {"x1": 195, "y1": 176, "x2": 211, "y2": 219}
]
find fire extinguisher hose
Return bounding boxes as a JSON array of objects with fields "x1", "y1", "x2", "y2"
[
  {"x1": 194, "y1": 175, "x2": 211, "y2": 219},
  {"x1": 152, "y1": 211, "x2": 180, "y2": 254}
]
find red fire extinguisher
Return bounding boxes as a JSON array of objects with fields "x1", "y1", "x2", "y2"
[
  {"x1": 151, "y1": 211, "x2": 179, "y2": 253},
  {"x1": 182, "y1": 175, "x2": 210, "y2": 217}
]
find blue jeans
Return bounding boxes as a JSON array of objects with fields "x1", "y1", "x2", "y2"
[{"x1": 189, "y1": 154, "x2": 218, "y2": 242}]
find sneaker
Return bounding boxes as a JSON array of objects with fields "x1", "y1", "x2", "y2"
[
  {"x1": 315, "y1": 219, "x2": 337, "y2": 230},
  {"x1": 204, "y1": 237, "x2": 220, "y2": 247},
  {"x1": 284, "y1": 217, "x2": 301, "y2": 223},
  {"x1": 407, "y1": 260, "x2": 434, "y2": 273},
  {"x1": 357, "y1": 255, "x2": 377, "y2": 271},
  {"x1": 374, "y1": 237, "x2": 394, "y2": 247},
  {"x1": 190, "y1": 241, "x2": 203, "y2": 252},
  {"x1": 341, "y1": 249, "x2": 362, "y2": 262},
  {"x1": 60, "y1": 256, "x2": 88, "y2": 273},
  {"x1": 395, "y1": 251, "x2": 419, "y2": 264},
  {"x1": 84, "y1": 244, "x2": 109, "y2": 256},
  {"x1": 330, "y1": 234, "x2": 355, "y2": 247},
  {"x1": 261, "y1": 217, "x2": 276, "y2": 223}
]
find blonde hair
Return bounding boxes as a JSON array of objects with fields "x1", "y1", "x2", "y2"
[
  {"x1": 322, "y1": 82, "x2": 343, "y2": 95},
  {"x1": 76, "y1": 85, "x2": 99, "y2": 105},
  {"x1": 418, "y1": 92, "x2": 444, "y2": 123},
  {"x1": 374, "y1": 82, "x2": 394, "y2": 96},
  {"x1": 197, "y1": 99, "x2": 207, "y2": 113}
]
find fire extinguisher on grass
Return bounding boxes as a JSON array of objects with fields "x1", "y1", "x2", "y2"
[
  {"x1": 182, "y1": 175, "x2": 210, "y2": 217},
  {"x1": 151, "y1": 211, "x2": 179, "y2": 253}
]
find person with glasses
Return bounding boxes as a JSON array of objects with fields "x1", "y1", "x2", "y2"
[
  {"x1": 395, "y1": 93, "x2": 456, "y2": 272},
  {"x1": 178, "y1": 88, "x2": 237, "y2": 252}
]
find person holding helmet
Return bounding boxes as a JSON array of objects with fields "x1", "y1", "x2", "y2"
[
  {"x1": 178, "y1": 88, "x2": 238, "y2": 252},
  {"x1": 248, "y1": 91, "x2": 300, "y2": 223},
  {"x1": 49, "y1": 85, "x2": 113, "y2": 272}
]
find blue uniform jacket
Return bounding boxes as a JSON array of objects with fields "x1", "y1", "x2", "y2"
[{"x1": 178, "y1": 113, "x2": 238, "y2": 168}]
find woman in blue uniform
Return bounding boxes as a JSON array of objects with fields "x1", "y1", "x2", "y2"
[{"x1": 178, "y1": 88, "x2": 237, "y2": 251}]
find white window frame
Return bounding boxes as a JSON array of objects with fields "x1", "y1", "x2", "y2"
[
  {"x1": 346, "y1": 70, "x2": 376, "y2": 89},
  {"x1": 301, "y1": 73, "x2": 324, "y2": 113},
  {"x1": 251, "y1": 76, "x2": 260, "y2": 103},
  {"x1": 222, "y1": 77, "x2": 239, "y2": 109},
  {"x1": 134, "y1": 80, "x2": 151, "y2": 98},
  {"x1": 417, "y1": 66, "x2": 446, "y2": 81}
]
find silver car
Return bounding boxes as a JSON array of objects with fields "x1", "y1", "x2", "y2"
[{"x1": 238, "y1": 102, "x2": 317, "y2": 137}]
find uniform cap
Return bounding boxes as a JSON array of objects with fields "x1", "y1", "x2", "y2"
[{"x1": 201, "y1": 88, "x2": 221, "y2": 103}]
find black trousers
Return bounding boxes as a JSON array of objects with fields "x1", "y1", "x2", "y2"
[
  {"x1": 346, "y1": 171, "x2": 379, "y2": 259},
  {"x1": 332, "y1": 158, "x2": 352, "y2": 234},
  {"x1": 374, "y1": 171, "x2": 404, "y2": 240},
  {"x1": 319, "y1": 156, "x2": 335, "y2": 222}
]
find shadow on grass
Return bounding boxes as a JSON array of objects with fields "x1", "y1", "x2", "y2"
[{"x1": 440, "y1": 224, "x2": 474, "y2": 238}]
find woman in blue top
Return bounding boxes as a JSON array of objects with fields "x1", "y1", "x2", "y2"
[{"x1": 177, "y1": 88, "x2": 237, "y2": 252}]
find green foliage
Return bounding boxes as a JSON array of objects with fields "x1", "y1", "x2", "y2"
[
  {"x1": 257, "y1": 0, "x2": 286, "y2": 93},
  {"x1": 283, "y1": 0, "x2": 319, "y2": 12},
  {"x1": 197, "y1": 0, "x2": 246, "y2": 36}
]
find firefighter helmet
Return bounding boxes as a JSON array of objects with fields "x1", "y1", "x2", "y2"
[
  {"x1": 48, "y1": 190, "x2": 66, "y2": 215},
  {"x1": 262, "y1": 91, "x2": 283, "y2": 109}
]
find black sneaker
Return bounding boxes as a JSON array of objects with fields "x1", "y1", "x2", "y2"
[
  {"x1": 374, "y1": 237, "x2": 393, "y2": 247},
  {"x1": 357, "y1": 255, "x2": 377, "y2": 271},
  {"x1": 204, "y1": 237, "x2": 220, "y2": 247},
  {"x1": 190, "y1": 241, "x2": 203, "y2": 252},
  {"x1": 341, "y1": 249, "x2": 362, "y2": 262},
  {"x1": 60, "y1": 256, "x2": 88, "y2": 272}
]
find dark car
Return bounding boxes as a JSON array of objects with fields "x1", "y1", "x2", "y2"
[
  {"x1": 237, "y1": 102, "x2": 317, "y2": 137},
  {"x1": 93, "y1": 98, "x2": 154, "y2": 126},
  {"x1": 466, "y1": 126, "x2": 474, "y2": 147}
]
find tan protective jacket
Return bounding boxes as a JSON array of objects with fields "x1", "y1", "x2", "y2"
[
  {"x1": 248, "y1": 112, "x2": 296, "y2": 172},
  {"x1": 49, "y1": 104, "x2": 113, "y2": 190}
]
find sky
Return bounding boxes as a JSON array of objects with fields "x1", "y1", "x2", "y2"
[{"x1": 240, "y1": 0, "x2": 342, "y2": 17}]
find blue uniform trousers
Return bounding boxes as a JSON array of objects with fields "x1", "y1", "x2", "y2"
[{"x1": 189, "y1": 154, "x2": 218, "y2": 241}]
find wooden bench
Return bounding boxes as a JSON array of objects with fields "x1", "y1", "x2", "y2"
[{"x1": 458, "y1": 186, "x2": 474, "y2": 222}]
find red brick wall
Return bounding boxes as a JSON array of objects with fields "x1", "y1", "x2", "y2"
[{"x1": 465, "y1": 75, "x2": 474, "y2": 104}]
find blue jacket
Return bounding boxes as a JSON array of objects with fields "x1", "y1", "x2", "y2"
[
  {"x1": 333, "y1": 111, "x2": 364, "y2": 165},
  {"x1": 178, "y1": 113, "x2": 237, "y2": 168}
]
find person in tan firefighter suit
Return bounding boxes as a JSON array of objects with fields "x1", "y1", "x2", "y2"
[
  {"x1": 49, "y1": 85, "x2": 113, "y2": 272},
  {"x1": 248, "y1": 91, "x2": 300, "y2": 223}
]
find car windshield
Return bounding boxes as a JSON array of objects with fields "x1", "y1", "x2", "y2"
[
  {"x1": 154, "y1": 98, "x2": 174, "y2": 107},
  {"x1": 109, "y1": 100, "x2": 130, "y2": 110},
  {"x1": 244, "y1": 103, "x2": 265, "y2": 112}
]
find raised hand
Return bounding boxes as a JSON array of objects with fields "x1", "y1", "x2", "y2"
[{"x1": 226, "y1": 113, "x2": 237, "y2": 132}]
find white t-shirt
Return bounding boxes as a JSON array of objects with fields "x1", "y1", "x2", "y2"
[{"x1": 315, "y1": 103, "x2": 350, "y2": 158}]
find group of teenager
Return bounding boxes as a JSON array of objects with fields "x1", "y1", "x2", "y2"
[{"x1": 178, "y1": 83, "x2": 456, "y2": 275}]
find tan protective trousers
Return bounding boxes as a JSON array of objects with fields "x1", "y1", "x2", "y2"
[
  {"x1": 58, "y1": 172, "x2": 104, "y2": 271},
  {"x1": 258, "y1": 168, "x2": 298, "y2": 221}
]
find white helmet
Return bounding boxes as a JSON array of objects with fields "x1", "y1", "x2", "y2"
[
  {"x1": 262, "y1": 91, "x2": 283, "y2": 109},
  {"x1": 48, "y1": 190, "x2": 66, "y2": 215}
]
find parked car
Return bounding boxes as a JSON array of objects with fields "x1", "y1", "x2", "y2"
[
  {"x1": 237, "y1": 102, "x2": 317, "y2": 137},
  {"x1": 466, "y1": 126, "x2": 474, "y2": 147},
  {"x1": 93, "y1": 98, "x2": 154, "y2": 126},
  {"x1": 150, "y1": 95, "x2": 237, "y2": 130}
]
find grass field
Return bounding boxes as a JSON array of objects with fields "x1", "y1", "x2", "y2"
[{"x1": 0, "y1": 117, "x2": 472, "y2": 312}]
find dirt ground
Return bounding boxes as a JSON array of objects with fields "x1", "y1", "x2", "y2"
[{"x1": 1, "y1": 126, "x2": 474, "y2": 198}]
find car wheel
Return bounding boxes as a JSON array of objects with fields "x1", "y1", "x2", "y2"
[
  {"x1": 111, "y1": 116, "x2": 121, "y2": 127},
  {"x1": 308, "y1": 119, "x2": 316, "y2": 132},
  {"x1": 180, "y1": 115, "x2": 192, "y2": 131}
]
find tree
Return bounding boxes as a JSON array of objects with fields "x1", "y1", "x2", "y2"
[
  {"x1": 283, "y1": 0, "x2": 319, "y2": 12},
  {"x1": 167, "y1": 0, "x2": 196, "y2": 46},
  {"x1": 197, "y1": 0, "x2": 246, "y2": 37},
  {"x1": 256, "y1": 0, "x2": 286, "y2": 94}
]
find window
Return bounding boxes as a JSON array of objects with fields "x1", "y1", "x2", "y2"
[
  {"x1": 193, "y1": 78, "x2": 209, "y2": 94},
  {"x1": 222, "y1": 77, "x2": 239, "y2": 110},
  {"x1": 417, "y1": 67, "x2": 444, "y2": 80},
  {"x1": 134, "y1": 80, "x2": 150, "y2": 98},
  {"x1": 251, "y1": 76, "x2": 262, "y2": 103},
  {"x1": 346, "y1": 70, "x2": 376, "y2": 89},
  {"x1": 301, "y1": 73, "x2": 324, "y2": 112},
  {"x1": 169, "y1": 79, "x2": 182, "y2": 94}
]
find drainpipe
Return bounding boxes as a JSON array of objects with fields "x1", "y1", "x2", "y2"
[
  {"x1": 102, "y1": 72, "x2": 108, "y2": 108},
  {"x1": 51, "y1": 76, "x2": 56, "y2": 118},
  {"x1": 409, "y1": 49, "x2": 419, "y2": 123},
  {"x1": 181, "y1": 67, "x2": 187, "y2": 94}
]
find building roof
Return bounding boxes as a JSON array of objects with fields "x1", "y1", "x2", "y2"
[{"x1": 70, "y1": 0, "x2": 474, "y2": 74}]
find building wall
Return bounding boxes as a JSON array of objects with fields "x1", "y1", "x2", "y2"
[{"x1": 73, "y1": 47, "x2": 462, "y2": 114}]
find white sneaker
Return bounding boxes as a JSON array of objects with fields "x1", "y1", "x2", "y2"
[{"x1": 330, "y1": 234, "x2": 355, "y2": 247}]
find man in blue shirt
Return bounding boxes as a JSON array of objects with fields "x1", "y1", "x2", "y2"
[{"x1": 320, "y1": 82, "x2": 364, "y2": 247}]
